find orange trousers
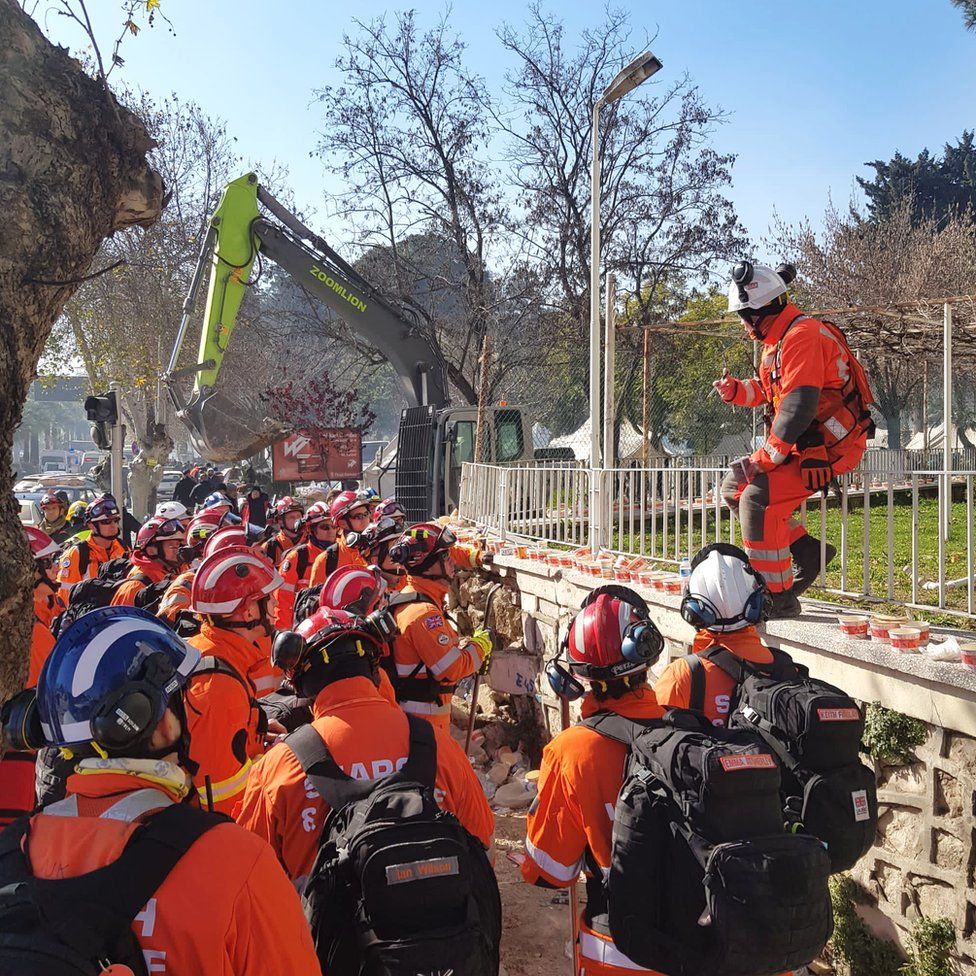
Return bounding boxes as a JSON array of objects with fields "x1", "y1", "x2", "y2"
[{"x1": 721, "y1": 446, "x2": 863, "y2": 592}]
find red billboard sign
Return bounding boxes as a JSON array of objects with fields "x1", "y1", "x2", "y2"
[{"x1": 271, "y1": 428, "x2": 363, "y2": 482}]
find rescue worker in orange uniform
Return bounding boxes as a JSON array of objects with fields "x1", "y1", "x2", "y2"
[
  {"x1": 523, "y1": 585, "x2": 667, "y2": 976},
  {"x1": 185, "y1": 546, "x2": 283, "y2": 813},
  {"x1": 235, "y1": 607, "x2": 494, "y2": 886},
  {"x1": 274, "y1": 500, "x2": 337, "y2": 630},
  {"x1": 111, "y1": 515, "x2": 185, "y2": 607},
  {"x1": 349, "y1": 515, "x2": 407, "y2": 591},
  {"x1": 17, "y1": 606, "x2": 320, "y2": 975},
  {"x1": 156, "y1": 510, "x2": 224, "y2": 625},
  {"x1": 257, "y1": 496, "x2": 305, "y2": 568},
  {"x1": 56, "y1": 493, "x2": 126, "y2": 604},
  {"x1": 387, "y1": 523, "x2": 491, "y2": 730},
  {"x1": 655, "y1": 544, "x2": 775, "y2": 725},
  {"x1": 25, "y1": 525, "x2": 65, "y2": 687},
  {"x1": 308, "y1": 490, "x2": 368, "y2": 586},
  {"x1": 715, "y1": 261, "x2": 873, "y2": 618}
]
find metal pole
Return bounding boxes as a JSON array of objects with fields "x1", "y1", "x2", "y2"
[
  {"x1": 641, "y1": 326, "x2": 650, "y2": 467},
  {"x1": 588, "y1": 100, "x2": 604, "y2": 552},
  {"x1": 922, "y1": 361, "x2": 929, "y2": 452},
  {"x1": 110, "y1": 381, "x2": 124, "y2": 505},
  {"x1": 603, "y1": 273, "x2": 616, "y2": 470},
  {"x1": 943, "y1": 303, "x2": 952, "y2": 541}
]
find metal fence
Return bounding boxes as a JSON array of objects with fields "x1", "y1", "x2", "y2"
[{"x1": 459, "y1": 459, "x2": 976, "y2": 621}]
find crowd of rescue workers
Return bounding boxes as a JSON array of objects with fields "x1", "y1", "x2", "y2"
[{"x1": 0, "y1": 262, "x2": 880, "y2": 976}]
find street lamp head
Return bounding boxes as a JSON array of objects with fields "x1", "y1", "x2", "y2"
[{"x1": 601, "y1": 51, "x2": 663, "y2": 105}]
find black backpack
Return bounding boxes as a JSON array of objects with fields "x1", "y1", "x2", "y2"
[
  {"x1": 0, "y1": 802, "x2": 223, "y2": 976},
  {"x1": 287, "y1": 716, "x2": 501, "y2": 976},
  {"x1": 133, "y1": 576, "x2": 173, "y2": 617},
  {"x1": 585, "y1": 710, "x2": 832, "y2": 976},
  {"x1": 687, "y1": 645, "x2": 878, "y2": 872},
  {"x1": 52, "y1": 559, "x2": 145, "y2": 638}
]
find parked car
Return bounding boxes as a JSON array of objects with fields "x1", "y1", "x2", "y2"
[
  {"x1": 15, "y1": 478, "x2": 99, "y2": 526},
  {"x1": 156, "y1": 469, "x2": 184, "y2": 503}
]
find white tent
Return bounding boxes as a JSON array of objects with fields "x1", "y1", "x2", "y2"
[
  {"x1": 548, "y1": 417, "x2": 659, "y2": 463},
  {"x1": 905, "y1": 422, "x2": 976, "y2": 451}
]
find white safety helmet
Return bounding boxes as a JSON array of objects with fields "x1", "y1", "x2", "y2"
[
  {"x1": 156, "y1": 500, "x2": 188, "y2": 521},
  {"x1": 727, "y1": 261, "x2": 794, "y2": 313},
  {"x1": 680, "y1": 543, "x2": 767, "y2": 633}
]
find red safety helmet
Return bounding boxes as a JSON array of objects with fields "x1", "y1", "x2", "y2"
[
  {"x1": 272, "y1": 495, "x2": 303, "y2": 518},
  {"x1": 202, "y1": 525, "x2": 249, "y2": 558},
  {"x1": 329, "y1": 490, "x2": 367, "y2": 523},
  {"x1": 85, "y1": 494, "x2": 120, "y2": 524},
  {"x1": 190, "y1": 546, "x2": 282, "y2": 616},
  {"x1": 135, "y1": 516, "x2": 186, "y2": 552},
  {"x1": 25, "y1": 525, "x2": 60, "y2": 561},
  {"x1": 389, "y1": 523, "x2": 457, "y2": 572},
  {"x1": 303, "y1": 501, "x2": 333, "y2": 527},
  {"x1": 566, "y1": 586, "x2": 664, "y2": 680},
  {"x1": 373, "y1": 497, "x2": 406, "y2": 528},
  {"x1": 319, "y1": 566, "x2": 388, "y2": 616}
]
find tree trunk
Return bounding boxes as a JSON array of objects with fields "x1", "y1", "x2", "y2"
[
  {"x1": 123, "y1": 395, "x2": 174, "y2": 519},
  {"x1": 0, "y1": 0, "x2": 163, "y2": 697}
]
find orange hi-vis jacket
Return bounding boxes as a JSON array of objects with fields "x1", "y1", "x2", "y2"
[
  {"x1": 389, "y1": 575, "x2": 484, "y2": 730},
  {"x1": 24, "y1": 762, "x2": 320, "y2": 976},
  {"x1": 654, "y1": 626, "x2": 774, "y2": 727},
  {"x1": 186, "y1": 623, "x2": 269, "y2": 814},
  {"x1": 308, "y1": 535, "x2": 365, "y2": 587},
  {"x1": 258, "y1": 530, "x2": 301, "y2": 569},
  {"x1": 110, "y1": 557, "x2": 168, "y2": 607},
  {"x1": 727, "y1": 303, "x2": 871, "y2": 471},
  {"x1": 28, "y1": 583, "x2": 65, "y2": 687},
  {"x1": 274, "y1": 539, "x2": 326, "y2": 630},
  {"x1": 158, "y1": 568, "x2": 195, "y2": 624},
  {"x1": 56, "y1": 536, "x2": 126, "y2": 603},
  {"x1": 235, "y1": 674, "x2": 494, "y2": 886},
  {"x1": 522, "y1": 690, "x2": 667, "y2": 976}
]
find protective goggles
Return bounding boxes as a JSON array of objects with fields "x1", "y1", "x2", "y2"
[
  {"x1": 87, "y1": 497, "x2": 120, "y2": 521},
  {"x1": 154, "y1": 518, "x2": 186, "y2": 541}
]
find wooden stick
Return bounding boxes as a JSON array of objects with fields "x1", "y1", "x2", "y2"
[
  {"x1": 474, "y1": 333, "x2": 492, "y2": 462},
  {"x1": 560, "y1": 694, "x2": 580, "y2": 975}
]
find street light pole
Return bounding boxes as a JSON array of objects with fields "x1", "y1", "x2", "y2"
[{"x1": 588, "y1": 51, "x2": 662, "y2": 550}]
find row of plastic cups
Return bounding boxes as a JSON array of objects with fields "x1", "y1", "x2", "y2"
[{"x1": 838, "y1": 615, "x2": 930, "y2": 651}]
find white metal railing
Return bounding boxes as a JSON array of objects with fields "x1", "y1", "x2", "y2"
[{"x1": 459, "y1": 460, "x2": 976, "y2": 620}]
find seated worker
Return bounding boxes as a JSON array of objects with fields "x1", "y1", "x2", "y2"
[
  {"x1": 185, "y1": 546, "x2": 283, "y2": 813},
  {"x1": 307, "y1": 491, "x2": 368, "y2": 585},
  {"x1": 522, "y1": 585, "x2": 667, "y2": 976},
  {"x1": 8, "y1": 606, "x2": 319, "y2": 975},
  {"x1": 111, "y1": 515, "x2": 185, "y2": 607},
  {"x1": 275, "y1": 501, "x2": 338, "y2": 630},
  {"x1": 388, "y1": 523, "x2": 491, "y2": 730},
  {"x1": 654, "y1": 542, "x2": 774, "y2": 726},
  {"x1": 56, "y1": 494, "x2": 126, "y2": 604},
  {"x1": 235, "y1": 606, "x2": 494, "y2": 887}
]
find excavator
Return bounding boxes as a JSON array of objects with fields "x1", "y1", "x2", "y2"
[{"x1": 164, "y1": 173, "x2": 533, "y2": 519}]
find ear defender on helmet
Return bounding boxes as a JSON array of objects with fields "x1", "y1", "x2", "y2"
[
  {"x1": 731, "y1": 259, "x2": 754, "y2": 305},
  {"x1": 89, "y1": 652, "x2": 180, "y2": 754},
  {"x1": 272, "y1": 630, "x2": 308, "y2": 679},
  {"x1": 580, "y1": 584, "x2": 664, "y2": 668},
  {"x1": 546, "y1": 657, "x2": 586, "y2": 701},
  {"x1": 680, "y1": 542, "x2": 768, "y2": 632}
]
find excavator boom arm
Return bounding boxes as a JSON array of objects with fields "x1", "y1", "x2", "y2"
[{"x1": 164, "y1": 173, "x2": 448, "y2": 461}]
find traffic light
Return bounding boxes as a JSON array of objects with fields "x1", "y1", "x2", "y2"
[
  {"x1": 85, "y1": 391, "x2": 118, "y2": 450},
  {"x1": 84, "y1": 392, "x2": 118, "y2": 424}
]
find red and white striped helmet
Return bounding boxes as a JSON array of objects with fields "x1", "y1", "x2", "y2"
[
  {"x1": 191, "y1": 546, "x2": 282, "y2": 615},
  {"x1": 319, "y1": 566, "x2": 388, "y2": 616},
  {"x1": 24, "y1": 525, "x2": 60, "y2": 561},
  {"x1": 329, "y1": 490, "x2": 363, "y2": 522},
  {"x1": 202, "y1": 525, "x2": 250, "y2": 559},
  {"x1": 303, "y1": 501, "x2": 333, "y2": 527}
]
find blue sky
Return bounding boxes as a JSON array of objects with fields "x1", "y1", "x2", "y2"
[{"x1": 41, "y1": 0, "x2": 975, "y2": 262}]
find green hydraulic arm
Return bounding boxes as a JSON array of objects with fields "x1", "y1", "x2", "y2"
[{"x1": 164, "y1": 172, "x2": 448, "y2": 461}]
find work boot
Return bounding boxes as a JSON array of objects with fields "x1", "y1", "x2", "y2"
[
  {"x1": 766, "y1": 588, "x2": 802, "y2": 620},
  {"x1": 790, "y1": 535, "x2": 837, "y2": 597}
]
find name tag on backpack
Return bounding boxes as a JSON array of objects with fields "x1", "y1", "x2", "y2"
[
  {"x1": 386, "y1": 856, "x2": 460, "y2": 885},
  {"x1": 817, "y1": 707, "x2": 860, "y2": 721},
  {"x1": 852, "y1": 789, "x2": 871, "y2": 822},
  {"x1": 719, "y1": 754, "x2": 776, "y2": 772}
]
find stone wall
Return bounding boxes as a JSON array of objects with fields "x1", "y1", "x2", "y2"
[{"x1": 475, "y1": 553, "x2": 976, "y2": 972}]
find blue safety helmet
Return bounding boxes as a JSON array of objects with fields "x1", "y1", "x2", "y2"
[
  {"x1": 202, "y1": 492, "x2": 234, "y2": 511},
  {"x1": 37, "y1": 606, "x2": 200, "y2": 754}
]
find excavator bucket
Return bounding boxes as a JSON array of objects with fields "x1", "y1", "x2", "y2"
[{"x1": 181, "y1": 390, "x2": 285, "y2": 463}]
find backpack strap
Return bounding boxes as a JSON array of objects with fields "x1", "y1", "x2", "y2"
[
  {"x1": 686, "y1": 655, "x2": 706, "y2": 712},
  {"x1": 3, "y1": 803, "x2": 223, "y2": 963},
  {"x1": 296, "y1": 545, "x2": 310, "y2": 582},
  {"x1": 194, "y1": 655, "x2": 251, "y2": 694},
  {"x1": 388, "y1": 591, "x2": 438, "y2": 609},
  {"x1": 285, "y1": 714, "x2": 438, "y2": 813},
  {"x1": 325, "y1": 544, "x2": 340, "y2": 578},
  {"x1": 77, "y1": 541, "x2": 90, "y2": 578},
  {"x1": 581, "y1": 711, "x2": 660, "y2": 746}
]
